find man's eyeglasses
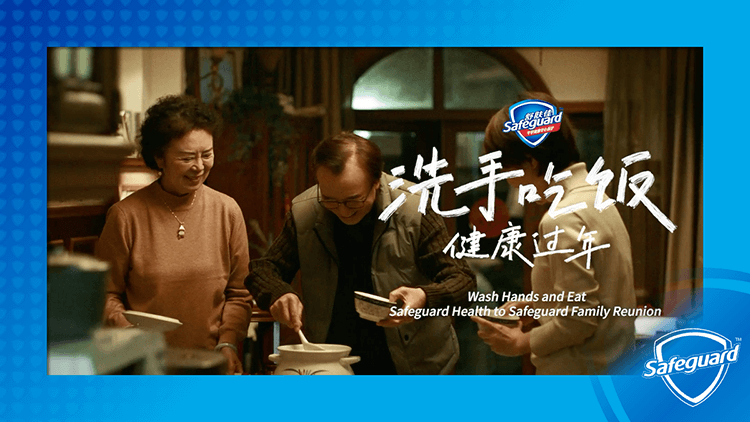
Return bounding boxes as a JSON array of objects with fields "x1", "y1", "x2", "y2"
[{"x1": 317, "y1": 185, "x2": 371, "y2": 210}]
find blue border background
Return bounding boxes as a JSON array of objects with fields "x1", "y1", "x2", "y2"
[{"x1": 2, "y1": 0, "x2": 743, "y2": 420}]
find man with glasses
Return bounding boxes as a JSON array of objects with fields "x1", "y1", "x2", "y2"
[{"x1": 246, "y1": 132, "x2": 476, "y2": 374}]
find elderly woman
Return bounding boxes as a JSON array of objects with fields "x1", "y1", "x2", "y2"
[
  {"x1": 96, "y1": 95, "x2": 251, "y2": 374},
  {"x1": 472, "y1": 92, "x2": 637, "y2": 375}
]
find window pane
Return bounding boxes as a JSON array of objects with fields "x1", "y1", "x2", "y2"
[
  {"x1": 354, "y1": 130, "x2": 420, "y2": 182},
  {"x1": 575, "y1": 127, "x2": 604, "y2": 172},
  {"x1": 352, "y1": 48, "x2": 433, "y2": 110},
  {"x1": 455, "y1": 131, "x2": 490, "y2": 213},
  {"x1": 75, "y1": 47, "x2": 94, "y2": 80},
  {"x1": 454, "y1": 131, "x2": 487, "y2": 237},
  {"x1": 454, "y1": 131, "x2": 512, "y2": 235},
  {"x1": 52, "y1": 48, "x2": 72, "y2": 79},
  {"x1": 443, "y1": 48, "x2": 525, "y2": 109}
]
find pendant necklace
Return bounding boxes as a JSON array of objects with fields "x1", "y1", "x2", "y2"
[{"x1": 161, "y1": 190, "x2": 198, "y2": 240}]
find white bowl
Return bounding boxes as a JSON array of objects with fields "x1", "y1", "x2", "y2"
[
  {"x1": 354, "y1": 291, "x2": 397, "y2": 322},
  {"x1": 474, "y1": 310, "x2": 521, "y2": 334},
  {"x1": 122, "y1": 310, "x2": 183, "y2": 332},
  {"x1": 479, "y1": 312, "x2": 520, "y2": 325}
]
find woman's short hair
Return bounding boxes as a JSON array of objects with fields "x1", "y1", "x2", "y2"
[
  {"x1": 484, "y1": 91, "x2": 579, "y2": 176},
  {"x1": 312, "y1": 132, "x2": 383, "y2": 185},
  {"x1": 139, "y1": 95, "x2": 221, "y2": 171}
]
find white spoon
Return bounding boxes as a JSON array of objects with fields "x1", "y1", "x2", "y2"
[{"x1": 298, "y1": 330, "x2": 324, "y2": 350}]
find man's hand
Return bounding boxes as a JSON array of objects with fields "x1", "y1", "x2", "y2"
[
  {"x1": 471, "y1": 315, "x2": 530, "y2": 356},
  {"x1": 270, "y1": 292, "x2": 303, "y2": 332},
  {"x1": 377, "y1": 286, "x2": 427, "y2": 327}
]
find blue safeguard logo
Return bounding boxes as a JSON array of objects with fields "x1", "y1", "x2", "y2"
[
  {"x1": 642, "y1": 328, "x2": 740, "y2": 407},
  {"x1": 502, "y1": 99, "x2": 563, "y2": 148}
]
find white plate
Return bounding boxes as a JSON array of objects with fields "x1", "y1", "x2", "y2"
[
  {"x1": 122, "y1": 310, "x2": 183, "y2": 332},
  {"x1": 354, "y1": 291, "x2": 396, "y2": 306}
]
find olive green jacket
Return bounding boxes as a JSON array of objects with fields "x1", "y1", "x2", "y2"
[{"x1": 292, "y1": 173, "x2": 460, "y2": 375}]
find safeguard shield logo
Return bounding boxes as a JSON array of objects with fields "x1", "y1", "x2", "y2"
[
  {"x1": 642, "y1": 328, "x2": 740, "y2": 407},
  {"x1": 502, "y1": 99, "x2": 563, "y2": 148}
]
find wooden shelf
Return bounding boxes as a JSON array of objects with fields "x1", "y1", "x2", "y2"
[{"x1": 48, "y1": 132, "x2": 136, "y2": 205}]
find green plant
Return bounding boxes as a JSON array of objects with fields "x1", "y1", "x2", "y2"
[{"x1": 221, "y1": 86, "x2": 296, "y2": 186}]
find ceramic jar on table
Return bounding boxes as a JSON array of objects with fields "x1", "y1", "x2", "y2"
[{"x1": 269, "y1": 344, "x2": 360, "y2": 375}]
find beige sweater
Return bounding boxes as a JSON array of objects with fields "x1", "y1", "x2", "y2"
[
  {"x1": 97, "y1": 181, "x2": 251, "y2": 350},
  {"x1": 529, "y1": 163, "x2": 636, "y2": 375}
]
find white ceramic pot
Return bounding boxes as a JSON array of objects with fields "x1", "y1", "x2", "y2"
[{"x1": 269, "y1": 344, "x2": 361, "y2": 375}]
